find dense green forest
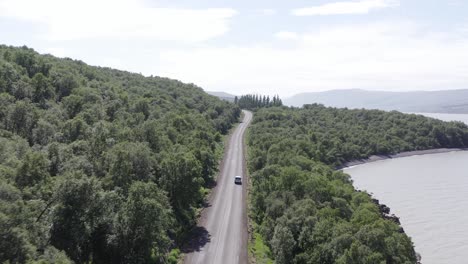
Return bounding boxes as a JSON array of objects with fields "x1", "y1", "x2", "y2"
[
  {"x1": 235, "y1": 94, "x2": 283, "y2": 110},
  {"x1": 0, "y1": 45, "x2": 240, "y2": 263},
  {"x1": 247, "y1": 105, "x2": 468, "y2": 263},
  {"x1": 4, "y1": 44, "x2": 468, "y2": 264}
]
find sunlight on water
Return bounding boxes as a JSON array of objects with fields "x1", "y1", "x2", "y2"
[
  {"x1": 345, "y1": 113, "x2": 468, "y2": 264},
  {"x1": 411, "y1": 112, "x2": 468, "y2": 124},
  {"x1": 345, "y1": 152, "x2": 468, "y2": 264}
]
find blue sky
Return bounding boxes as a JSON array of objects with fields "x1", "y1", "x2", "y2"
[{"x1": 1, "y1": 0, "x2": 467, "y2": 96}]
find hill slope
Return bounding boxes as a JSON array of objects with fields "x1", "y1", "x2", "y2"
[
  {"x1": 284, "y1": 89, "x2": 468, "y2": 113},
  {"x1": 0, "y1": 45, "x2": 240, "y2": 263}
]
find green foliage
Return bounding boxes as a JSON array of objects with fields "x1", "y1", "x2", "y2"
[
  {"x1": 0, "y1": 45, "x2": 240, "y2": 263},
  {"x1": 159, "y1": 146, "x2": 204, "y2": 231},
  {"x1": 50, "y1": 175, "x2": 112, "y2": 263},
  {"x1": 252, "y1": 104, "x2": 468, "y2": 168},
  {"x1": 271, "y1": 224, "x2": 296, "y2": 264},
  {"x1": 4, "y1": 100, "x2": 39, "y2": 142},
  {"x1": 249, "y1": 231, "x2": 274, "y2": 264},
  {"x1": 167, "y1": 248, "x2": 181, "y2": 264},
  {"x1": 15, "y1": 151, "x2": 49, "y2": 188},
  {"x1": 107, "y1": 142, "x2": 155, "y2": 190},
  {"x1": 31, "y1": 72, "x2": 54, "y2": 106},
  {"x1": 236, "y1": 94, "x2": 282, "y2": 110},
  {"x1": 247, "y1": 104, "x2": 468, "y2": 263},
  {"x1": 113, "y1": 181, "x2": 173, "y2": 264}
]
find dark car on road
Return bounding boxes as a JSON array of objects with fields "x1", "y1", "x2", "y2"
[{"x1": 234, "y1": 175, "x2": 242, "y2": 185}]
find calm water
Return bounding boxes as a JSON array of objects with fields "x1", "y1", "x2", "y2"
[
  {"x1": 344, "y1": 113, "x2": 468, "y2": 264},
  {"x1": 411, "y1": 112, "x2": 468, "y2": 124}
]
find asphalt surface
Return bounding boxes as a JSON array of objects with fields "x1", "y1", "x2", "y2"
[{"x1": 184, "y1": 110, "x2": 252, "y2": 264}]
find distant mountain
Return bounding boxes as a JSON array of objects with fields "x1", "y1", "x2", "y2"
[
  {"x1": 284, "y1": 89, "x2": 468, "y2": 114},
  {"x1": 206, "y1": 91, "x2": 237, "y2": 102}
]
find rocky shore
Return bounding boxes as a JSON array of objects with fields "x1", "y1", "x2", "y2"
[{"x1": 358, "y1": 190, "x2": 422, "y2": 263}]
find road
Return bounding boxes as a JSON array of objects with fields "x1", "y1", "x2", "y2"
[{"x1": 184, "y1": 110, "x2": 252, "y2": 264}]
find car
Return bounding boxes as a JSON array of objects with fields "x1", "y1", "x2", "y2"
[{"x1": 234, "y1": 175, "x2": 242, "y2": 185}]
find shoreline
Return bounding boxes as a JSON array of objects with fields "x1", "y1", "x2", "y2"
[
  {"x1": 340, "y1": 147, "x2": 468, "y2": 264},
  {"x1": 338, "y1": 148, "x2": 468, "y2": 169}
]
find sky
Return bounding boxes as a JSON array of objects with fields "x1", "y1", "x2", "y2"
[{"x1": 1, "y1": 0, "x2": 468, "y2": 97}]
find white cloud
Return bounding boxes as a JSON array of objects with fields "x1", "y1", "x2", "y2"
[
  {"x1": 2, "y1": 0, "x2": 465, "y2": 97},
  {"x1": 292, "y1": 0, "x2": 399, "y2": 16},
  {"x1": 261, "y1": 9, "x2": 277, "y2": 16},
  {"x1": 0, "y1": 0, "x2": 236, "y2": 42},
  {"x1": 275, "y1": 31, "x2": 299, "y2": 40},
  {"x1": 152, "y1": 21, "x2": 468, "y2": 96},
  {"x1": 448, "y1": 0, "x2": 463, "y2": 6},
  {"x1": 44, "y1": 47, "x2": 68, "y2": 58}
]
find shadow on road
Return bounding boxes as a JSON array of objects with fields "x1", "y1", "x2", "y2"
[
  {"x1": 181, "y1": 226, "x2": 211, "y2": 254},
  {"x1": 201, "y1": 200, "x2": 212, "y2": 208}
]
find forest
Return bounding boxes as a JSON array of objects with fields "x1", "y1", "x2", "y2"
[
  {"x1": 247, "y1": 105, "x2": 468, "y2": 263},
  {"x1": 235, "y1": 94, "x2": 283, "y2": 110},
  {"x1": 4, "y1": 44, "x2": 468, "y2": 264},
  {"x1": 0, "y1": 45, "x2": 240, "y2": 263}
]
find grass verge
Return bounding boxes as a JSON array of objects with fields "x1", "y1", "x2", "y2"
[
  {"x1": 248, "y1": 228, "x2": 274, "y2": 264},
  {"x1": 245, "y1": 118, "x2": 274, "y2": 264}
]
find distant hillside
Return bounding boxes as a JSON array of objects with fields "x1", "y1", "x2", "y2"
[
  {"x1": 206, "y1": 91, "x2": 237, "y2": 102},
  {"x1": 284, "y1": 89, "x2": 468, "y2": 113}
]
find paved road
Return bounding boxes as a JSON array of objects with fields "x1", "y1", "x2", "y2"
[{"x1": 184, "y1": 110, "x2": 252, "y2": 264}]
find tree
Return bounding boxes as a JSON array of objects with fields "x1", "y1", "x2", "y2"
[
  {"x1": 32, "y1": 119, "x2": 56, "y2": 146},
  {"x1": 159, "y1": 147, "x2": 203, "y2": 225},
  {"x1": 0, "y1": 214, "x2": 34, "y2": 264},
  {"x1": 15, "y1": 151, "x2": 49, "y2": 188},
  {"x1": 113, "y1": 181, "x2": 173, "y2": 264},
  {"x1": 271, "y1": 224, "x2": 296, "y2": 264},
  {"x1": 11, "y1": 78, "x2": 33, "y2": 100},
  {"x1": 0, "y1": 182, "x2": 37, "y2": 264},
  {"x1": 133, "y1": 98, "x2": 150, "y2": 120},
  {"x1": 5, "y1": 100, "x2": 39, "y2": 142},
  {"x1": 247, "y1": 106, "x2": 431, "y2": 263},
  {"x1": 50, "y1": 175, "x2": 115, "y2": 264},
  {"x1": 14, "y1": 48, "x2": 38, "y2": 77},
  {"x1": 107, "y1": 142, "x2": 155, "y2": 190},
  {"x1": 47, "y1": 143, "x2": 63, "y2": 176},
  {"x1": 62, "y1": 117, "x2": 88, "y2": 142},
  {"x1": 337, "y1": 242, "x2": 384, "y2": 264},
  {"x1": 31, "y1": 73, "x2": 54, "y2": 106},
  {"x1": 138, "y1": 120, "x2": 171, "y2": 153},
  {"x1": 50, "y1": 70, "x2": 78, "y2": 99},
  {"x1": 0, "y1": 45, "x2": 241, "y2": 263},
  {"x1": 62, "y1": 94, "x2": 83, "y2": 118},
  {"x1": 0, "y1": 61, "x2": 20, "y2": 93},
  {"x1": 237, "y1": 94, "x2": 283, "y2": 110}
]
